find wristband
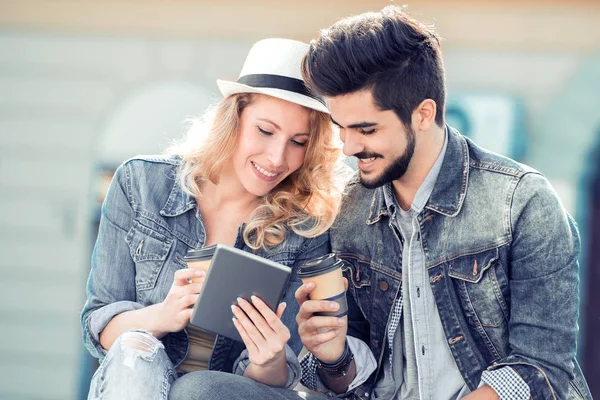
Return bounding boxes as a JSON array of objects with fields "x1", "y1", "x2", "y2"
[{"x1": 316, "y1": 341, "x2": 354, "y2": 377}]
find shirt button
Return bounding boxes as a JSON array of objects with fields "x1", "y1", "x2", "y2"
[{"x1": 378, "y1": 280, "x2": 389, "y2": 291}]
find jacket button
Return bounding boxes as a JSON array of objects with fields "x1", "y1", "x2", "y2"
[{"x1": 379, "y1": 280, "x2": 389, "y2": 291}]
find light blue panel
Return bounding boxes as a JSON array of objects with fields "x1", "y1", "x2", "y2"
[{"x1": 446, "y1": 92, "x2": 527, "y2": 161}]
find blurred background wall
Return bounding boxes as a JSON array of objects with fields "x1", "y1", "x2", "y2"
[{"x1": 0, "y1": 0, "x2": 598, "y2": 399}]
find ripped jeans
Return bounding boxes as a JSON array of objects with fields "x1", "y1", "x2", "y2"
[{"x1": 88, "y1": 330, "x2": 177, "y2": 400}]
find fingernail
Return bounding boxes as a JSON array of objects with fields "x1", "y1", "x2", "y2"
[
  {"x1": 306, "y1": 282, "x2": 315, "y2": 289},
  {"x1": 237, "y1": 297, "x2": 244, "y2": 305},
  {"x1": 232, "y1": 317, "x2": 237, "y2": 323},
  {"x1": 338, "y1": 318, "x2": 345, "y2": 326},
  {"x1": 281, "y1": 302, "x2": 287, "y2": 310},
  {"x1": 251, "y1": 295, "x2": 258, "y2": 303},
  {"x1": 330, "y1": 302, "x2": 339, "y2": 310},
  {"x1": 231, "y1": 305, "x2": 237, "y2": 312},
  {"x1": 195, "y1": 270, "x2": 204, "y2": 276}
]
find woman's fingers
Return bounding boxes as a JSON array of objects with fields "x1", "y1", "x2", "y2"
[
  {"x1": 276, "y1": 302, "x2": 287, "y2": 319},
  {"x1": 231, "y1": 301, "x2": 268, "y2": 347},
  {"x1": 232, "y1": 316, "x2": 258, "y2": 354},
  {"x1": 183, "y1": 307, "x2": 194, "y2": 319},
  {"x1": 173, "y1": 268, "x2": 204, "y2": 286},
  {"x1": 178, "y1": 294, "x2": 199, "y2": 309},
  {"x1": 182, "y1": 282, "x2": 203, "y2": 296},
  {"x1": 250, "y1": 297, "x2": 290, "y2": 341}
]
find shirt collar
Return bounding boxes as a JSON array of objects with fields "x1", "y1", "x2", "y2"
[{"x1": 382, "y1": 126, "x2": 449, "y2": 216}]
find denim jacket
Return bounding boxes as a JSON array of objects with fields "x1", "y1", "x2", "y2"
[
  {"x1": 330, "y1": 127, "x2": 591, "y2": 399},
  {"x1": 81, "y1": 155, "x2": 329, "y2": 388}
]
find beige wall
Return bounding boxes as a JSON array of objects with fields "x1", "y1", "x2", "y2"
[{"x1": 1, "y1": 0, "x2": 599, "y2": 51}]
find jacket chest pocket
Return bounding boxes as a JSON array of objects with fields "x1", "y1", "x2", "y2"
[
  {"x1": 126, "y1": 222, "x2": 173, "y2": 292},
  {"x1": 340, "y1": 255, "x2": 373, "y2": 317},
  {"x1": 447, "y1": 247, "x2": 509, "y2": 328}
]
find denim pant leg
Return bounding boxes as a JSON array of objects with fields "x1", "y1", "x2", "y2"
[
  {"x1": 88, "y1": 330, "x2": 177, "y2": 400},
  {"x1": 169, "y1": 370, "x2": 330, "y2": 400}
]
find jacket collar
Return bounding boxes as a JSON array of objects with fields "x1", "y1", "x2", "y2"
[
  {"x1": 160, "y1": 172, "x2": 198, "y2": 217},
  {"x1": 367, "y1": 125, "x2": 469, "y2": 224}
]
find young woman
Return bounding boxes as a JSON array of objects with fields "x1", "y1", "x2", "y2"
[{"x1": 81, "y1": 38, "x2": 347, "y2": 399}]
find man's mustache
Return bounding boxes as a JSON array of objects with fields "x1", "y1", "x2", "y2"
[{"x1": 353, "y1": 151, "x2": 383, "y2": 159}]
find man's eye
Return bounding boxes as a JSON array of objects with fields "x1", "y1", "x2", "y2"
[
  {"x1": 258, "y1": 127, "x2": 273, "y2": 135},
  {"x1": 360, "y1": 128, "x2": 376, "y2": 135}
]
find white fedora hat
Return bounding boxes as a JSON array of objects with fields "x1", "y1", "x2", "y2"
[{"x1": 217, "y1": 38, "x2": 329, "y2": 114}]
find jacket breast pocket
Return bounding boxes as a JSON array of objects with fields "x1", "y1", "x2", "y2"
[
  {"x1": 447, "y1": 247, "x2": 508, "y2": 329},
  {"x1": 339, "y1": 255, "x2": 373, "y2": 317},
  {"x1": 126, "y1": 221, "x2": 173, "y2": 292}
]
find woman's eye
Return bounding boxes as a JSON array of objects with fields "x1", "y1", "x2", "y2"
[
  {"x1": 258, "y1": 127, "x2": 273, "y2": 136},
  {"x1": 360, "y1": 128, "x2": 376, "y2": 135},
  {"x1": 291, "y1": 140, "x2": 307, "y2": 147}
]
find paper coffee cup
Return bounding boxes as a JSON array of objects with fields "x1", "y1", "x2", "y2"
[
  {"x1": 183, "y1": 245, "x2": 216, "y2": 283},
  {"x1": 298, "y1": 254, "x2": 347, "y2": 317}
]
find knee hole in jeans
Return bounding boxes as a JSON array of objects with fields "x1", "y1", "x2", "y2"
[{"x1": 119, "y1": 330, "x2": 164, "y2": 368}]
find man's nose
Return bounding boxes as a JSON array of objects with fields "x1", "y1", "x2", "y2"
[{"x1": 341, "y1": 130, "x2": 363, "y2": 157}]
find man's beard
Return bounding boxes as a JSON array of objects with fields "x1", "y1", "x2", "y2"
[{"x1": 358, "y1": 126, "x2": 416, "y2": 189}]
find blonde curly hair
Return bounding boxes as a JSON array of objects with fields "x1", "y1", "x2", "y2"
[{"x1": 167, "y1": 93, "x2": 349, "y2": 250}]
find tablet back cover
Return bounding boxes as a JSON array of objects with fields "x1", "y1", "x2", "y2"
[{"x1": 189, "y1": 245, "x2": 291, "y2": 341}]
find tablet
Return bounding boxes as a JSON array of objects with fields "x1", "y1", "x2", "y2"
[{"x1": 189, "y1": 244, "x2": 292, "y2": 342}]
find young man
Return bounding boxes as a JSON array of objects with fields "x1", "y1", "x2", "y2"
[{"x1": 295, "y1": 6, "x2": 592, "y2": 400}]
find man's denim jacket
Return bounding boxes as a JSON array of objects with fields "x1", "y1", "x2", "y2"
[
  {"x1": 81, "y1": 155, "x2": 329, "y2": 388},
  {"x1": 330, "y1": 127, "x2": 591, "y2": 399}
]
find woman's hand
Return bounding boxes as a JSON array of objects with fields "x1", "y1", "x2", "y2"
[
  {"x1": 232, "y1": 296, "x2": 290, "y2": 367},
  {"x1": 154, "y1": 268, "x2": 205, "y2": 336},
  {"x1": 231, "y1": 296, "x2": 291, "y2": 387}
]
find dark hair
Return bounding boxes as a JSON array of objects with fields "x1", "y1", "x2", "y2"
[{"x1": 303, "y1": 5, "x2": 446, "y2": 128}]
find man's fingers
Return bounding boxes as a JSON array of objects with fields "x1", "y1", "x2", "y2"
[
  {"x1": 300, "y1": 315, "x2": 346, "y2": 333},
  {"x1": 295, "y1": 282, "x2": 315, "y2": 305},
  {"x1": 343, "y1": 277, "x2": 349, "y2": 291},
  {"x1": 173, "y1": 268, "x2": 204, "y2": 286},
  {"x1": 301, "y1": 299, "x2": 340, "y2": 315},
  {"x1": 305, "y1": 329, "x2": 339, "y2": 347}
]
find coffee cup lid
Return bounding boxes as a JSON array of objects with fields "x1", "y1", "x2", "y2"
[
  {"x1": 184, "y1": 244, "x2": 217, "y2": 261},
  {"x1": 298, "y1": 253, "x2": 343, "y2": 278}
]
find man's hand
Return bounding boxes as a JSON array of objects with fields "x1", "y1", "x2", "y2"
[{"x1": 295, "y1": 279, "x2": 348, "y2": 363}]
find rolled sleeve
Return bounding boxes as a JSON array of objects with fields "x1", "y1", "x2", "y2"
[
  {"x1": 479, "y1": 367, "x2": 530, "y2": 400},
  {"x1": 233, "y1": 344, "x2": 301, "y2": 390},
  {"x1": 299, "y1": 336, "x2": 377, "y2": 394},
  {"x1": 83, "y1": 300, "x2": 144, "y2": 358}
]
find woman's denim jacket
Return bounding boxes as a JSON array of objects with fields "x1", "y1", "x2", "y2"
[
  {"x1": 329, "y1": 128, "x2": 591, "y2": 399},
  {"x1": 81, "y1": 155, "x2": 329, "y2": 388}
]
